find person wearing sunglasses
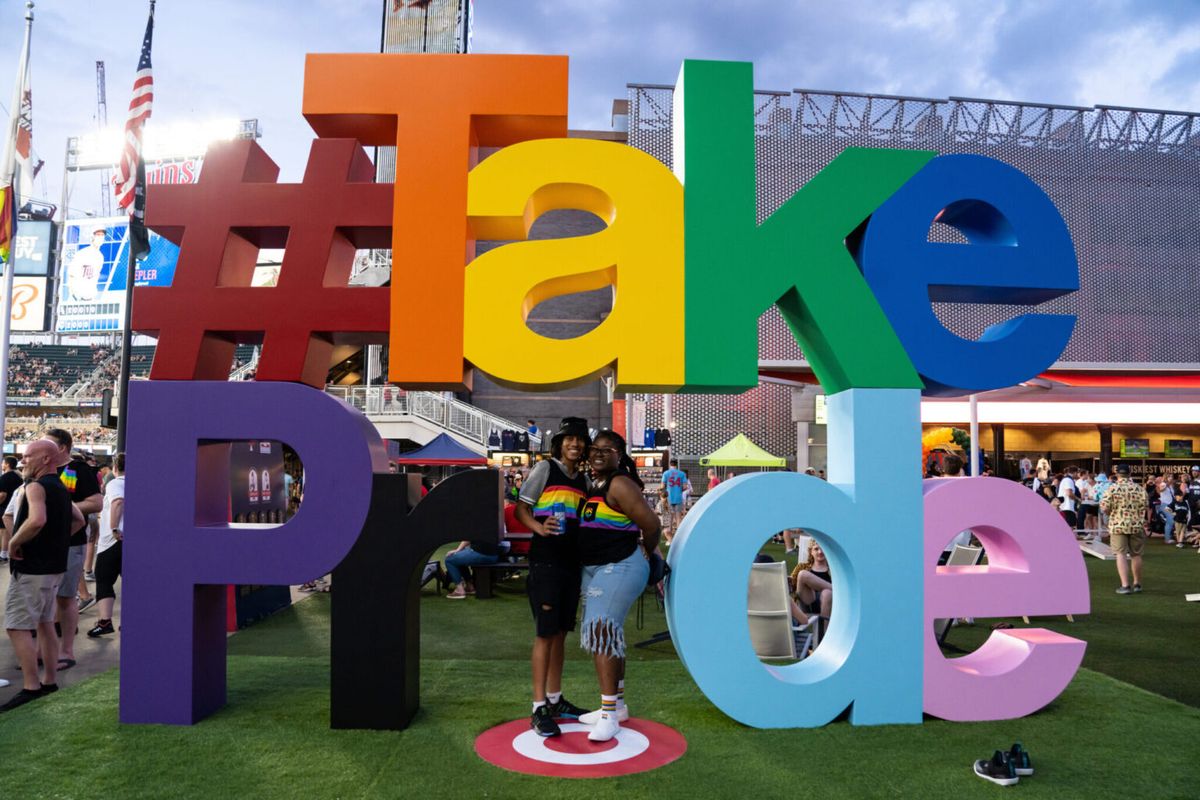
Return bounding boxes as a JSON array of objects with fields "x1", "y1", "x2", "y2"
[{"x1": 575, "y1": 430, "x2": 662, "y2": 742}]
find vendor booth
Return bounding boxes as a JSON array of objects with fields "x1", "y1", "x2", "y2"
[
  {"x1": 700, "y1": 434, "x2": 787, "y2": 470},
  {"x1": 394, "y1": 433, "x2": 488, "y2": 467}
]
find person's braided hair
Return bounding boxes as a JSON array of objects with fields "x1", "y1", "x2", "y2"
[{"x1": 594, "y1": 429, "x2": 644, "y2": 489}]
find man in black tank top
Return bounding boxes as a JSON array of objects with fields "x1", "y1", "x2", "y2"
[
  {"x1": 2, "y1": 439, "x2": 78, "y2": 712},
  {"x1": 515, "y1": 417, "x2": 592, "y2": 737}
]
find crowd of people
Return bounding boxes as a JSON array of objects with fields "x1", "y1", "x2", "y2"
[
  {"x1": 6, "y1": 343, "x2": 117, "y2": 398},
  {"x1": 0, "y1": 428, "x2": 126, "y2": 713},
  {"x1": 4, "y1": 414, "x2": 116, "y2": 446}
]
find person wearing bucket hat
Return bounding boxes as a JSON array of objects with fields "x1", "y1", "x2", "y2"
[{"x1": 514, "y1": 417, "x2": 592, "y2": 737}]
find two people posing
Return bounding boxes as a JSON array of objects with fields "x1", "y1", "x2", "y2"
[{"x1": 515, "y1": 418, "x2": 662, "y2": 742}]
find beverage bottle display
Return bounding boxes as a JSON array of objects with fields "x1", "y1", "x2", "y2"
[{"x1": 551, "y1": 502, "x2": 566, "y2": 535}]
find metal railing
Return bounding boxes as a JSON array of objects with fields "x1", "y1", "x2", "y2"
[{"x1": 324, "y1": 385, "x2": 542, "y2": 450}]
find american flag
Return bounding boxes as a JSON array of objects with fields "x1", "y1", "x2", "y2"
[{"x1": 113, "y1": 4, "x2": 155, "y2": 212}]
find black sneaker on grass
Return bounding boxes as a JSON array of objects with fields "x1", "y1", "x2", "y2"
[
  {"x1": 531, "y1": 704, "x2": 561, "y2": 737},
  {"x1": 1008, "y1": 742, "x2": 1033, "y2": 776},
  {"x1": 39, "y1": 683, "x2": 58, "y2": 696},
  {"x1": 548, "y1": 695, "x2": 588, "y2": 719},
  {"x1": 973, "y1": 750, "x2": 1018, "y2": 786},
  {"x1": 1132, "y1": 583, "x2": 1143, "y2": 593},
  {"x1": 0, "y1": 688, "x2": 45, "y2": 714}
]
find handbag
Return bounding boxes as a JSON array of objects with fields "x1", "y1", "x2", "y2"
[{"x1": 646, "y1": 549, "x2": 669, "y2": 587}]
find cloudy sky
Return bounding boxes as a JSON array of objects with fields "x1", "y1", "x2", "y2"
[{"x1": 5, "y1": 0, "x2": 1200, "y2": 216}]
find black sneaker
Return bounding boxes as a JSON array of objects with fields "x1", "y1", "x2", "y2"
[
  {"x1": 0, "y1": 688, "x2": 45, "y2": 714},
  {"x1": 530, "y1": 704, "x2": 561, "y2": 737},
  {"x1": 88, "y1": 620, "x2": 116, "y2": 638},
  {"x1": 1132, "y1": 584, "x2": 1143, "y2": 593},
  {"x1": 1008, "y1": 742, "x2": 1033, "y2": 777},
  {"x1": 39, "y1": 683, "x2": 58, "y2": 696},
  {"x1": 973, "y1": 750, "x2": 1018, "y2": 786},
  {"x1": 548, "y1": 695, "x2": 589, "y2": 719}
]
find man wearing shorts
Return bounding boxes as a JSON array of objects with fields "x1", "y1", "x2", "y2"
[
  {"x1": 43, "y1": 429, "x2": 103, "y2": 670},
  {"x1": 515, "y1": 417, "x2": 591, "y2": 737},
  {"x1": 1, "y1": 439, "x2": 77, "y2": 712},
  {"x1": 1101, "y1": 464, "x2": 1148, "y2": 595},
  {"x1": 662, "y1": 459, "x2": 687, "y2": 530}
]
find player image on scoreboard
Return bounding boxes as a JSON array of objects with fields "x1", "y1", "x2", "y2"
[{"x1": 57, "y1": 216, "x2": 181, "y2": 333}]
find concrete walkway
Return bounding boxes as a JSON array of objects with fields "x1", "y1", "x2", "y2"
[{"x1": 0, "y1": 567, "x2": 313, "y2": 706}]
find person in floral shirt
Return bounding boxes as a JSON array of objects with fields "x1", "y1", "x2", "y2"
[{"x1": 1100, "y1": 464, "x2": 1148, "y2": 595}]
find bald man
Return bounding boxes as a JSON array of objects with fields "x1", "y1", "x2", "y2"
[{"x1": 1, "y1": 439, "x2": 82, "y2": 713}]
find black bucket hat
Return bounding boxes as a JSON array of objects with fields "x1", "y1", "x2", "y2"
[{"x1": 552, "y1": 417, "x2": 591, "y2": 448}]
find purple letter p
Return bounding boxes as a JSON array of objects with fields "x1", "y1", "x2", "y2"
[{"x1": 119, "y1": 381, "x2": 386, "y2": 724}]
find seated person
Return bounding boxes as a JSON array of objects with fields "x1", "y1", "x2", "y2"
[
  {"x1": 444, "y1": 536, "x2": 501, "y2": 599},
  {"x1": 790, "y1": 539, "x2": 832, "y2": 626},
  {"x1": 503, "y1": 495, "x2": 532, "y2": 558}
]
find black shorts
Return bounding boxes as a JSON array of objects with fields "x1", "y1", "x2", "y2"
[
  {"x1": 527, "y1": 561, "x2": 581, "y2": 638},
  {"x1": 94, "y1": 541, "x2": 122, "y2": 601}
]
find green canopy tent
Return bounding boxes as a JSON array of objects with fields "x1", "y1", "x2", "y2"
[{"x1": 699, "y1": 434, "x2": 787, "y2": 468}]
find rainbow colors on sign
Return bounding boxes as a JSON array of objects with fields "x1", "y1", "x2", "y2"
[{"x1": 122, "y1": 54, "x2": 1088, "y2": 731}]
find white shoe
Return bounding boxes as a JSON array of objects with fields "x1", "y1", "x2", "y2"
[
  {"x1": 579, "y1": 706, "x2": 630, "y2": 725},
  {"x1": 587, "y1": 712, "x2": 620, "y2": 742}
]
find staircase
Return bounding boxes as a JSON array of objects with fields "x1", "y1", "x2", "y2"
[{"x1": 324, "y1": 386, "x2": 541, "y2": 455}]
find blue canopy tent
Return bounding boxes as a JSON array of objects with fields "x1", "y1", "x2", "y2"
[{"x1": 393, "y1": 433, "x2": 488, "y2": 466}]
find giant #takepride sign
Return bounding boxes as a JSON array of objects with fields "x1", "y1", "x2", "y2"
[{"x1": 122, "y1": 56, "x2": 1088, "y2": 730}]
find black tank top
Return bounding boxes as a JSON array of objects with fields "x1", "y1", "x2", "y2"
[
  {"x1": 12, "y1": 474, "x2": 72, "y2": 575},
  {"x1": 578, "y1": 477, "x2": 641, "y2": 566}
]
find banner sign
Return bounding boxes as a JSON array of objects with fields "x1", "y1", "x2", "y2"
[
  {"x1": 10, "y1": 276, "x2": 49, "y2": 331},
  {"x1": 12, "y1": 219, "x2": 53, "y2": 275},
  {"x1": 57, "y1": 216, "x2": 180, "y2": 332}
]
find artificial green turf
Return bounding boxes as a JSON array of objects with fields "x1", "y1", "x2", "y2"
[
  {"x1": 2, "y1": 542, "x2": 1199, "y2": 799},
  {"x1": 944, "y1": 541, "x2": 1200, "y2": 708}
]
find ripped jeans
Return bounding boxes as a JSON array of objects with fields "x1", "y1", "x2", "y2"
[{"x1": 579, "y1": 547, "x2": 650, "y2": 659}]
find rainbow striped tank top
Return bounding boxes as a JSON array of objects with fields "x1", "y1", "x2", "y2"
[{"x1": 579, "y1": 480, "x2": 641, "y2": 566}]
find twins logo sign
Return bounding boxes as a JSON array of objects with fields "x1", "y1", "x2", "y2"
[{"x1": 122, "y1": 56, "x2": 1087, "y2": 735}]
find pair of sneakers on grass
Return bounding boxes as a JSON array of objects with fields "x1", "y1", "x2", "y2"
[
  {"x1": 973, "y1": 743, "x2": 1034, "y2": 786},
  {"x1": 531, "y1": 689, "x2": 628, "y2": 742}
]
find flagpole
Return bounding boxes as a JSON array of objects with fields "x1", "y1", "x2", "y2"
[
  {"x1": 0, "y1": 1, "x2": 35, "y2": 454},
  {"x1": 115, "y1": 0, "x2": 154, "y2": 454},
  {"x1": 115, "y1": 193, "x2": 135, "y2": 453}
]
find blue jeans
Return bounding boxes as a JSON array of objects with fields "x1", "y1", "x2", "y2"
[
  {"x1": 1159, "y1": 508, "x2": 1175, "y2": 542},
  {"x1": 445, "y1": 548, "x2": 499, "y2": 585},
  {"x1": 579, "y1": 547, "x2": 650, "y2": 659}
]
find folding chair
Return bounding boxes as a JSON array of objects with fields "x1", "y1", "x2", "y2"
[
  {"x1": 933, "y1": 543, "x2": 983, "y2": 645},
  {"x1": 748, "y1": 562, "x2": 797, "y2": 660}
]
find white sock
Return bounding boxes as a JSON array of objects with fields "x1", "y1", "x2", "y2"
[
  {"x1": 532, "y1": 699, "x2": 547, "y2": 713},
  {"x1": 600, "y1": 693, "x2": 618, "y2": 715},
  {"x1": 616, "y1": 680, "x2": 626, "y2": 710},
  {"x1": 547, "y1": 691, "x2": 562, "y2": 705}
]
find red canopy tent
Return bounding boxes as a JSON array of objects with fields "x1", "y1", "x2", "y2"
[{"x1": 392, "y1": 433, "x2": 488, "y2": 466}]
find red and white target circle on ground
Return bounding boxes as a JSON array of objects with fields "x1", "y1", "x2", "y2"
[{"x1": 475, "y1": 718, "x2": 687, "y2": 778}]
